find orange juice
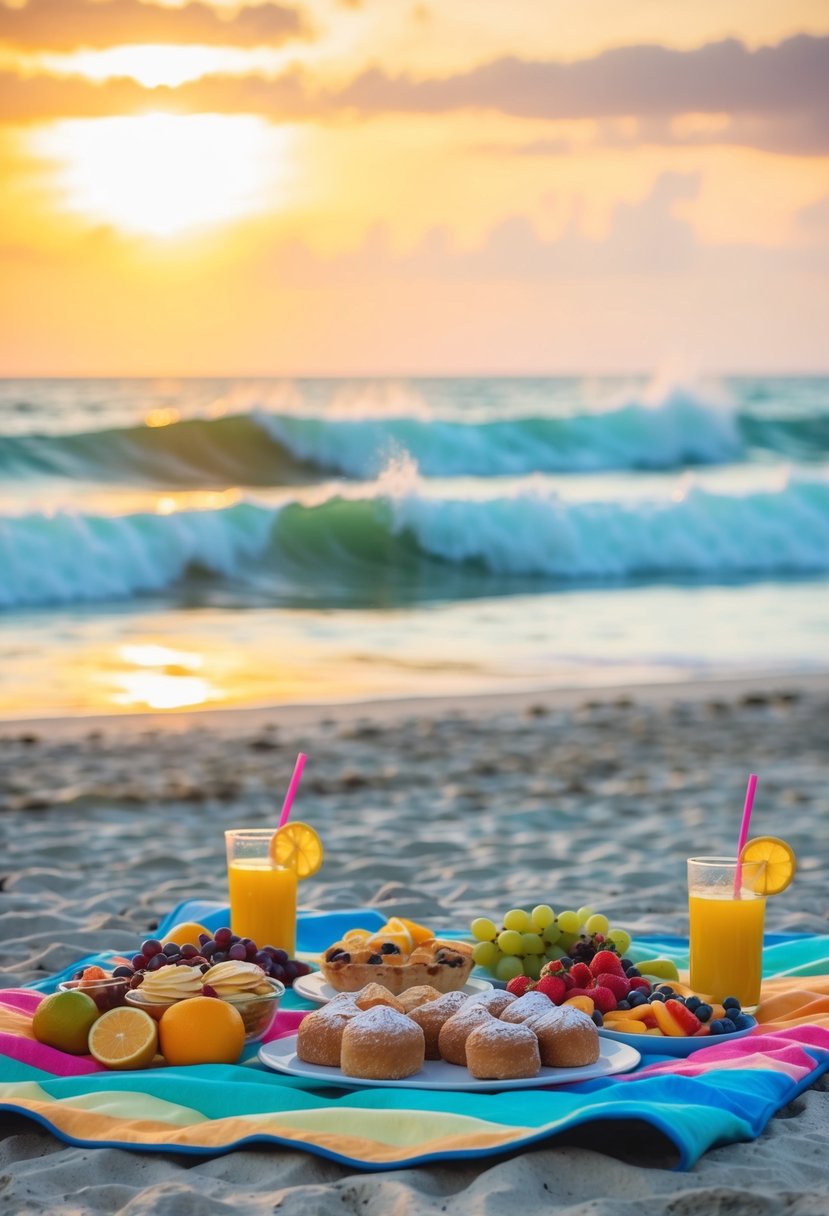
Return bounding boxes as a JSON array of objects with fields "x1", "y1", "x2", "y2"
[
  {"x1": 227, "y1": 860, "x2": 296, "y2": 954},
  {"x1": 688, "y1": 891, "x2": 765, "y2": 1007}
]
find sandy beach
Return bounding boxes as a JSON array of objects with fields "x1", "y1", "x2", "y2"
[{"x1": 1, "y1": 673, "x2": 828, "y2": 1214}]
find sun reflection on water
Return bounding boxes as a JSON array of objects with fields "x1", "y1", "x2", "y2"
[{"x1": 112, "y1": 643, "x2": 223, "y2": 710}]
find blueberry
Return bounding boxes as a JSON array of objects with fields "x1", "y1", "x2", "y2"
[
  {"x1": 627, "y1": 991, "x2": 648, "y2": 1007},
  {"x1": 685, "y1": 995, "x2": 701, "y2": 1011},
  {"x1": 709, "y1": 1019, "x2": 730, "y2": 1034},
  {"x1": 619, "y1": 959, "x2": 633, "y2": 971},
  {"x1": 657, "y1": 985, "x2": 674, "y2": 995},
  {"x1": 722, "y1": 996, "x2": 741, "y2": 1010},
  {"x1": 649, "y1": 991, "x2": 667, "y2": 1003},
  {"x1": 616, "y1": 1000, "x2": 631, "y2": 1011},
  {"x1": 626, "y1": 967, "x2": 641, "y2": 978},
  {"x1": 368, "y1": 953, "x2": 383, "y2": 964},
  {"x1": 591, "y1": 1011, "x2": 604, "y2": 1027},
  {"x1": 380, "y1": 943, "x2": 401, "y2": 955},
  {"x1": 734, "y1": 1014, "x2": 755, "y2": 1030},
  {"x1": 695, "y1": 1003, "x2": 713, "y2": 1022}
]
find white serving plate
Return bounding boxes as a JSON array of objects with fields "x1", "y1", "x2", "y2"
[
  {"x1": 292, "y1": 971, "x2": 493, "y2": 1007},
  {"x1": 259, "y1": 1034, "x2": 640, "y2": 1092},
  {"x1": 598, "y1": 1016, "x2": 757, "y2": 1057}
]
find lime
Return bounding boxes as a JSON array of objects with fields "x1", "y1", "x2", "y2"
[{"x1": 32, "y1": 990, "x2": 99, "y2": 1054}]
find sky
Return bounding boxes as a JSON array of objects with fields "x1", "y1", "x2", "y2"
[{"x1": 2, "y1": 0, "x2": 829, "y2": 376}]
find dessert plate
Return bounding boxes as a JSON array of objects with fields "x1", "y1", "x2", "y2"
[
  {"x1": 259, "y1": 1035, "x2": 640, "y2": 1091},
  {"x1": 293, "y1": 971, "x2": 493, "y2": 1007},
  {"x1": 598, "y1": 1016, "x2": 757, "y2": 1058}
]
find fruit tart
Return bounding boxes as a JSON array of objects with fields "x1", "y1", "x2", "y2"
[{"x1": 319, "y1": 926, "x2": 474, "y2": 995}]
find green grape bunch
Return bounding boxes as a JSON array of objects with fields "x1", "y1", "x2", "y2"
[{"x1": 469, "y1": 904, "x2": 632, "y2": 982}]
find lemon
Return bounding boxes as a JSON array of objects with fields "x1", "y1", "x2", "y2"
[
  {"x1": 269, "y1": 822, "x2": 324, "y2": 879},
  {"x1": 740, "y1": 835, "x2": 797, "y2": 895},
  {"x1": 368, "y1": 917, "x2": 414, "y2": 952},
  {"x1": 160, "y1": 921, "x2": 209, "y2": 948},
  {"x1": 32, "y1": 990, "x2": 99, "y2": 1055},
  {"x1": 88, "y1": 1007, "x2": 159, "y2": 1070},
  {"x1": 398, "y1": 917, "x2": 434, "y2": 946}
]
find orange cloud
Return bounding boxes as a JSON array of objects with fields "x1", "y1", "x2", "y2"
[
  {"x1": 0, "y1": 0, "x2": 308, "y2": 51},
  {"x1": 1, "y1": 33, "x2": 828, "y2": 158}
]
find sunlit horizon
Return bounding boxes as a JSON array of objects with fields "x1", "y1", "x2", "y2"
[{"x1": 2, "y1": 0, "x2": 828, "y2": 375}]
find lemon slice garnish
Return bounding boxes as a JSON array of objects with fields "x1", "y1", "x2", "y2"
[
  {"x1": 269, "y1": 821, "x2": 324, "y2": 879},
  {"x1": 739, "y1": 835, "x2": 797, "y2": 895}
]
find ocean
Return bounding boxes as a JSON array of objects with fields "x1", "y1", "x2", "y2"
[{"x1": 0, "y1": 374, "x2": 827, "y2": 718}]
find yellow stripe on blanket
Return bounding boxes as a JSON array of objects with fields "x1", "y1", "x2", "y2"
[
  {"x1": 0, "y1": 1085, "x2": 531, "y2": 1162},
  {"x1": 0, "y1": 1007, "x2": 36, "y2": 1039}
]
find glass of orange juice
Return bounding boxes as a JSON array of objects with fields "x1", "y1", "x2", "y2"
[
  {"x1": 225, "y1": 828, "x2": 297, "y2": 955},
  {"x1": 687, "y1": 856, "x2": 766, "y2": 1010}
]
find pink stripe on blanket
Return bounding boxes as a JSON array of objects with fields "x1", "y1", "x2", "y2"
[
  {"x1": 0, "y1": 991, "x2": 42, "y2": 1015},
  {"x1": 626, "y1": 1027, "x2": 829, "y2": 1081},
  {"x1": 0, "y1": 1030, "x2": 104, "y2": 1076}
]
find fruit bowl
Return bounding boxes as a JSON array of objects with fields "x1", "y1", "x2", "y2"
[
  {"x1": 598, "y1": 1015, "x2": 757, "y2": 1057},
  {"x1": 125, "y1": 979, "x2": 285, "y2": 1043},
  {"x1": 58, "y1": 976, "x2": 130, "y2": 1013}
]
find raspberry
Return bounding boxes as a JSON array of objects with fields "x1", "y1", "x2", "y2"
[
  {"x1": 80, "y1": 966, "x2": 108, "y2": 982},
  {"x1": 505, "y1": 975, "x2": 535, "y2": 997},
  {"x1": 628, "y1": 976, "x2": 652, "y2": 993},
  {"x1": 533, "y1": 975, "x2": 566, "y2": 1004},
  {"x1": 590, "y1": 985, "x2": 619, "y2": 1014},
  {"x1": 589, "y1": 950, "x2": 625, "y2": 979},
  {"x1": 569, "y1": 962, "x2": 593, "y2": 988},
  {"x1": 595, "y1": 972, "x2": 629, "y2": 1001}
]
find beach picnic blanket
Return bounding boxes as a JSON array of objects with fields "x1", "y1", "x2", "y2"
[{"x1": 2, "y1": 902, "x2": 829, "y2": 1171}]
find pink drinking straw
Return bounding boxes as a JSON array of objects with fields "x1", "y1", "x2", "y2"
[
  {"x1": 278, "y1": 752, "x2": 307, "y2": 828},
  {"x1": 734, "y1": 773, "x2": 758, "y2": 896}
]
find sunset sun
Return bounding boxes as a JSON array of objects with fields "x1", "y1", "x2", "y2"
[{"x1": 31, "y1": 113, "x2": 286, "y2": 237}]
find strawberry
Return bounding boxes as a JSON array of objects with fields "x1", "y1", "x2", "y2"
[
  {"x1": 589, "y1": 984, "x2": 619, "y2": 1014},
  {"x1": 506, "y1": 975, "x2": 535, "y2": 997},
  {"x1": 539, "y1": 960, "x2": 567, "y2": 979},
  {"x1": 564, "y1": 986, "x2": 594, "y2": 1000},
  {"x1": 595, "y1": 972, "x2": 629, "y2": 1001},
  {"x1": 569, "y1": 962, "x2": 593, "y2": 988},
  {"x1": 533, "y1": 975, "x2": 566, "y2": 1005},
  {"x1": 589, "y1": 950, "x2": 625, "y2": 979}
]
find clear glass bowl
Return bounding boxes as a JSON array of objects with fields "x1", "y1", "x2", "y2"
[
  {"x1": 58, "y1": 976, "x2": 130, "y2": 1013},
  {"x1": 124, "y1": 978, "x2": 285, "y2": 1043}
]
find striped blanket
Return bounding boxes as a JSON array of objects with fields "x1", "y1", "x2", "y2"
[{"x1": 1, "y1": 902, "x2": 828, "y2": 1170}]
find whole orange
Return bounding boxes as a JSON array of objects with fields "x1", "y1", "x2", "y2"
[{"x1": 158, "y1": 996, "x2": 245, "y2": 1066}]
